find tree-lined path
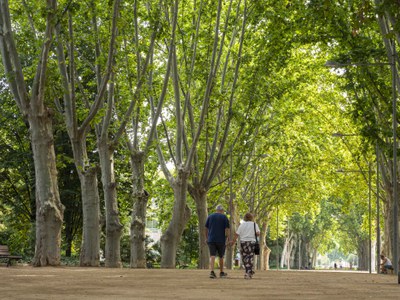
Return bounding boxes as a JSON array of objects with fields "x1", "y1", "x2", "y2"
[
  {"x1": 2, "y1": 0, "x2": 400, "y2": 290},
  {"x1": 1, "y1": 267, "x2": 399, "y2": 299}
]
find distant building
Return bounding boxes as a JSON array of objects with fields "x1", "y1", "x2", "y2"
[{"x1": 146, "y1": 219, "x2": 161, "y2": 244}]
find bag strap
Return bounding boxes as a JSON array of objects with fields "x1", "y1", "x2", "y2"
[{"x1": 254, "y1": 222, "x2": 258, "y2": 243}]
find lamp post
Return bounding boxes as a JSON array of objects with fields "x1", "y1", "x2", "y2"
[
  {"x1": 376, "y1": 143, "x2": 381, "y2": 274},
  {"x1": 390, "y1": 49, "x2": 398, "y2": 278},
  {"x1": 337, "y1": 166, "x2": 372, "y2": 273},
  {"x1": 327, "y1": 57, "x2": 397, "y2": 275}
]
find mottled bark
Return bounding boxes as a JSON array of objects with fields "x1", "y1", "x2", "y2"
[
  {"x1": 79, "y1": 168, "x2": 100, "y2": 267},
  {"x1": 98, "y1": 141, "x2": 123, "y2": 268},
  {"x1": 160, "y1": 168, "x2": 191, "y2": 268},
  {"x1": 130, "y1": 152, "x2": 149, "y2": 268},
  {"x1": 30, "y1": 111, "x2": 64, "y2": 266},
  {"x1": 189, "y1": 188, "x2": 209, "y2": 269},
  {"x1": 0, "y1": 0, "x2": 64, "y2": 266},
  {"x1": 357, "y1": 239, "x2": 369, "y2": 271}
]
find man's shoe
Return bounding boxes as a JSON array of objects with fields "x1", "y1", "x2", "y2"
[
  {"x1": 219, "y1": 272, "x2": 228, "y2": 278},
  {"x1": 209, "y1": 271, "x2": 217, "y2": 278}
]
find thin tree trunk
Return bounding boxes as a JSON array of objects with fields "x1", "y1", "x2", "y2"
[
  {"x1": 298, "y1": 237, "x2": 302, "y2": 269},
  {"x1": 130, "y1": 151, "x2": 149, "y2": 268},
  {"x1": 380, "y1": 156, "x2": 394, "y2": 259},
  {"x1": 225, "y1": 193, "x2": 234, "y2": 270},
  {"x1": 280, "y1": 237, "x2": 288, "y2": 269},
  {"x1": 189, "y1": 188, "x2": 209, "y2": 269},
  {"x1": 259, "y1": 222, "x2": 267, "y2": 270},
  {"x1": 98, "y1": 141, "x2": 123, "y2": 268}
]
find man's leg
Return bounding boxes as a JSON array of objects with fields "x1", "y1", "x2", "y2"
[
  {"x1": 217, "y1": 243, "x2": 228, "y2": 277},
  {"x1": 209, "y1": 256, "x2": 217, "y2": 278},
  {"x1": 219, "y1": 257, "x2": 224, "y2": 273},
  {"x1": 208, "y1": 243, "x2": 218, "y2": 278},
  {"x1": 210, "y1": 256, "x2": 216, "y2": 272}
]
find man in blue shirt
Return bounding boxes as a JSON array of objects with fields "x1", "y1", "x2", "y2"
[{"x1": 205, "y1": 204, "x2": 230, "y2": 278}]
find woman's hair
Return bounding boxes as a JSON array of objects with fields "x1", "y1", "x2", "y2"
[{"x1": 243, "y1": 213, "x2": 254, "y2": 221}]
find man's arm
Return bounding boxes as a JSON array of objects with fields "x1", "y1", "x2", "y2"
[
  {"x1": 230, "y1": 232, "x2": 239, "y2": 245},
  {"x1": 225, "y1": 227, "x2": 230, "y2": 243}
]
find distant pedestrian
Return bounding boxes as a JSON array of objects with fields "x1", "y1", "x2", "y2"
[
  {"x1": 380, "y1": 255, "x2": 393, "y2": 274},
  {"x1": 205, "y1": 204, "x2": 230, "y2": 279},
  {"x1": 230, "y1": 212, "x2": 260, "y2": 279},
  {"x1": 334, "y1": 263, "x2": 337, "y2": 270}
]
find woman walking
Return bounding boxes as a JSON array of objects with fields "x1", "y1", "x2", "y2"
[{"x1": 230, "y1": 213, "x2": 260, "y2": 279}]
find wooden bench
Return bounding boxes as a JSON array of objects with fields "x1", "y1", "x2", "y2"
[{"x1": 0, "y1": 245, "x2": 22, "y2": 267}]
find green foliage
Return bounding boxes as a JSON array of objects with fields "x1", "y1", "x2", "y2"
[
  {"x1": 0, "y1": 92, "x2": 35, "y2": 258},
  {"x1": 176, "y1": 217, "x2": 199, "y2": 267}
]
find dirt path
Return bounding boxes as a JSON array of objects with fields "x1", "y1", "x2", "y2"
[{"x1": 1, "y1": 266, "x2": 399, "y2": 299}]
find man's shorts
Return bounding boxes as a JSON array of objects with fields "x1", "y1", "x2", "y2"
[{"x1": 208, "y1": 242, "x2": 226, "y2": 258}]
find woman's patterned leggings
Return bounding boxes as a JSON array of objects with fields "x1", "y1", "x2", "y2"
[{"x1": 240, "y1": 241, "x2": 255, "y2": 274}]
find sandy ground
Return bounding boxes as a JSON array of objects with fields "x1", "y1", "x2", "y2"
[{"x1": 1, "y1": 266, "x2": 400, "y2": 299}]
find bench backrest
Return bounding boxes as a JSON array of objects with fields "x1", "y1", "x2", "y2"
[{"x1": 0, "y1": 245, "x2": 10, "y2": 256}]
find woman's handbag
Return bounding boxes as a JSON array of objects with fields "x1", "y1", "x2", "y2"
[{"x1": 254, "y1": 222, "x2": 260, "y2": 255}]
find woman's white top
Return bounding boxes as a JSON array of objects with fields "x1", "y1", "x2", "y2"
[
  {"x1": 385, "y1": 258, "x2": 392, "y2": 266},
  {"x1": 236, "y1": 221, "x2": 260, "y2": 242}
]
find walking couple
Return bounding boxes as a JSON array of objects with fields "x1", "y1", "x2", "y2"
[{"x1": 205, "y1": 205, "x2": 260, "y2": 279}]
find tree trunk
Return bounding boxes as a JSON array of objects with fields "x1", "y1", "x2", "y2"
[
  {"x1": 288, "y1": 235, "x2": 295, "y2": 269},
  {"x1": 280, "y1": 237, "x2": 288, "y2": 269},
  {"x1": 79, "y1": 168, "x2": 101, "y2": 266},
  {"x1": 98, "y1": 141, "x2": 123, "y2": 268},
  {"x1": 311, "y1": 248, "x2": 317, "y2": 267},
  {"x1": 67, "y1": 138, "x2": 101, "y2": 267},
  {"x1": 30, "y1": 112, "x2": 64, "y2": 266},
  {"x1": 259, "y1": 222, "x2": 267, "y2": 270},
  {"x1": 383, "y1": 196, "x2": 392, "y2": 259},
  {"x1": 301, "y1": 239, "x2": 310, "y2": 269},
  {"x1": 357, "y1": 239, "x2": 369, "y2": 271},
  {"x1": 0, "y1": 0, "x2": 63, "y2": 267},
  {"x1": 225, "y1": 194, "x2": 235, "y2": 270},
  {"x1": 297, "y1": 237, "x2": 302, "y2": 269},
  {"x1": 304, "y1": 240, "x2": 313, "y2": 267},
  {"x1": 263, "y1": 245, "x2": 271, "y2": 270},
  {"x1": 161, "y1": 168, "x2": 191, "y2": 268},
  {"x1": 190, "y1": 188, "x2": 209, "y2": 269},
  {"x1": 130, "y1": 151, "x2": 149, "y2": 268}
]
